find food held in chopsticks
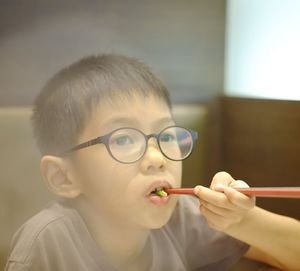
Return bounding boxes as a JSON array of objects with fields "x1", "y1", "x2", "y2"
[{"x1": 155, "y1": 187, "x2": 168, "y2": 197}]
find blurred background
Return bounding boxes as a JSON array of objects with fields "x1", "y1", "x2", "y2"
[
  {"x1": 1, "y1": 0, "x2": 300, "y2": 269},
  {"x1": 0, "y1": 0, "x2": 225, "y2": 105}
]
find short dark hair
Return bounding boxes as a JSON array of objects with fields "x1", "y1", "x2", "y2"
[{"x1": 31, "y1": 54, "x2": 171, "y2": 155}]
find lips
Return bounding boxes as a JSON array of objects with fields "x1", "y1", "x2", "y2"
[{"x1": 144, "y1": 180, "x2": 172, "y2": 197}]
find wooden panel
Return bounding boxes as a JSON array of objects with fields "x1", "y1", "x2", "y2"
[
  {"x1": 173, "y1": 104, "x2": 209, "y2": 188},
  {"x1": 208, "y1": 97, "x2": 300, "y2": 219}
]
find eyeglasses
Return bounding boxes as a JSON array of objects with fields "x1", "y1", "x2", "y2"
[{"x1": 61, "y1": 126, "x2": 198, "y2": 164}]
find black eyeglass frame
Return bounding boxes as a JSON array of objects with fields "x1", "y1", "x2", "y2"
[{"x1": 61, "y1": 125, "x2": 198, "y2": 164}]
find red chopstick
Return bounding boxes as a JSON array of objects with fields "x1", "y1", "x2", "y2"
[{"x1": 165, "y1": 187, "x2": 300, "y2": 198}]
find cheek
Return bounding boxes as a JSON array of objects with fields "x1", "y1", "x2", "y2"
[
  {"x1": 169, "y1": 161, "x2": 182, "y2": 185},
  {"x1": 73, "y1": 150, "x2": 117, "y2": 195},
  {"x1": 74, "y1": 152, "x2": 137, "y2": 205}
]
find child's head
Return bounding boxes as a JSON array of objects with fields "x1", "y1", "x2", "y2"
[
  {"x1": 32, "y1": 54, "x2": 171, "y2": 156},
  {"x1": 32, "y1": 54, "x2": 196, "y2": 230}
]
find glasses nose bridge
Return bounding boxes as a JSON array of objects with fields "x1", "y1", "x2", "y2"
[
  {"x1": 145, "y1": 133, "x2": 160, "y2": 145},
  {"x1": 144, "y1": 133, "x2": 162, "y2": 154}
]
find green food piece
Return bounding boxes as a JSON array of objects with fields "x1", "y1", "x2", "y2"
[{"x1": 156, "y1": 189, "x2": 168, "y2": 197}]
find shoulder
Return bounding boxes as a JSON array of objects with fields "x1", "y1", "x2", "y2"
[{"x1": 6, "y1": 200, "x2": 84, "y2": 265}]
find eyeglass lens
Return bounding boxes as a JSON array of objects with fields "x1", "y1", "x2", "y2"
[
  {"x1": 108, "y1": 127, "x2": 194, "y2": 163},
  {"x1": 159, "y1": 127, "x2": 193, "y2": 160}
]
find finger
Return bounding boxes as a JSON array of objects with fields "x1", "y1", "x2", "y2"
[
  {"x1": 210, "y1": 171, "x2": 235, "y2": 191},
  {"x1": 212, "y1": 180, "x2": 249, "y2": 195},
  {"x1": 194, "y1": 185, "x2": 236, "y2": 210},
  {"x1": 201, "y1": 200, "x2": 238, "y2": 218},
  {"x1": 223, "y1": 186, "x2": 256, "y2": 210},
  {"x1": 228, "y1": 180, "x2": 256, "y2": 209},
  {"x1": 200, "y1": 204, "x2": 230, "y2": 230}
]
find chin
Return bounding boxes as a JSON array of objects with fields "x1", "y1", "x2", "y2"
[
  {"x1": 142, "y1": 203, "x2": 177, "y2": 229},
  {"x1": 148, "y1": 218, "x2": 171, "y2": 229},
  {"x1": 139, "y1": 215, "x2": 171, "y2": 229}
]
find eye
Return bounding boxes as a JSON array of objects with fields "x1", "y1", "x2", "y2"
[
  {"x1": 160, "y1": 133, "x2": 176, "y2": 142},
  {"x1": 111, "y1": 135, "x2": 134, "y2": 146}
]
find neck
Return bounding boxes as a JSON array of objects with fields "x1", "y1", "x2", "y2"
[{"x1": 73, "y1": 198, "x2": 152, "y2": 270}]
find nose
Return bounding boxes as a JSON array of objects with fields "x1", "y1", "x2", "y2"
[{"x1": 140, "y1": 138, "x2": 166, "y2": 173}]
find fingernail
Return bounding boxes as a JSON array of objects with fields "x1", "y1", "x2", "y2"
[
  {"x1": 214, "y1": 184, "x2": 225, "y2": 190},
  {"x1": 194, "y1": 186, "x2": 201, "y2": 194}
]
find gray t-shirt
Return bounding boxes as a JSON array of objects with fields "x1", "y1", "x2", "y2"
[{"x1": 5, "y1": 196, "x2": 249, "y2": 271}]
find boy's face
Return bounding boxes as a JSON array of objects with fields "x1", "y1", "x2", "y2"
[{"x1": 71, "y1": 94, "x2": 182, "y2": 229}]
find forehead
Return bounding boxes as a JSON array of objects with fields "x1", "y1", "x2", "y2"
[
  {"x1": 82, "y1": 93, "x2": 174, "y2": 138},
  {"x1": 115, "y1": 92, "x2": 168, "y2": 109}
]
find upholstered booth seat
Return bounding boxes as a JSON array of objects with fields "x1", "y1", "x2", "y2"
[{"x1": 0, "y1": 108, "x2": 55, "y2": 269}]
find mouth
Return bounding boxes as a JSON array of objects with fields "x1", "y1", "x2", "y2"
[
  {"x1": 145, "y1": 181, "x2": 172, "y2": 205},
  {"x1": 152, "y1": 187, "x2": 168, "y2": 197},
  {"x1": 148, "y1": 186, "x2": 169, "y2": 198},
  {"x1": 145, "y1": 180, "x2": 171, "y2": 196}
]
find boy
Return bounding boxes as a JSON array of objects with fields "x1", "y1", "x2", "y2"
[{"x1": 5, "y1": 54, "x2": 300, "y2": 270}]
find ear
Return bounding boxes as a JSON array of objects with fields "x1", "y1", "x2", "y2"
[{"x1": 40, "y1": 155, "x2": 81, "y2": 198}]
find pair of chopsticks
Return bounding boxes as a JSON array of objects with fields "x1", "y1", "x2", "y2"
[{"x1": 165, "y1": 187, "x2": 300, "y2": 198}]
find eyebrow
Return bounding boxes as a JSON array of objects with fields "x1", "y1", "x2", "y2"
[
  {"x1": 102, "y1": 116, "x2": 175, "y2": 129},
  {"x1": 152, "y1": 117, "x2": 176, "y2": 127}
]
